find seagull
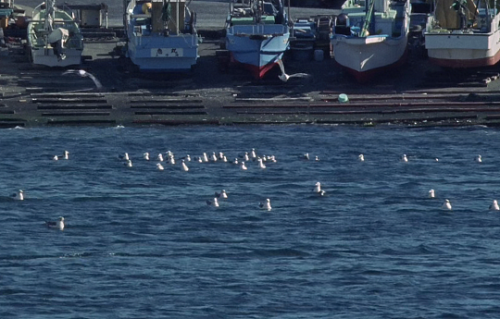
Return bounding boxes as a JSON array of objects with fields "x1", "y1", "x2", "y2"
[
  {"x1": 143, "y1": 152, "x2": 150, "y2": 161},
  {"x1": 169, "y1": 156, "x2": 175, "y2": 165},
  {"x1": 46, "y1": 217, "x2": 64, "y2": 231},
  {"x1": 475, "y1": 155, "x2": 482, "y2": 163},
  {"x1": 215, "y1": 190, "x2": 228, "y2": 199},
  {"x1": 156, "y1": 163, "x2": 164, "y2": 171},
  {"x1": 251, "y1": 148, "x2": 257, "y2": 159},
  {"x1": 185, "y1": 155, "x2": 191, "y2": 162},
  {"x1": 401, "y1": 154, "x2": 408, "y2": 162},
  {"x1": 428, "y1": 189, "x2": 435, "y2": 198},
  {"x1": 11, "y1": 189, "x2": 24, "y2": 201},
  {"x1": 157, "y1": 153, "x2": 164, "y2": 162},
  {"x1": 241, "y1": 161, "x2": 247, "y2": 170},
  {"x1": 358, "y1": 154, "x2": 365, "y2": 162},
  {"x1": 259, "y1": 198, "x2": 272, "y2": 211},
  {"x1": 62, "y1": 69, "x2": 103, "y2": 89},
  {"x1": 299, "y1": 153, "x2": 310, "y2": 160},
  {"x1": 124, "y1": 160, "x2": 133, "y2": 168},
  {"x1": 435, "y1": 158, "x2": 439, "y2": 162},
  {"x1": 181, "y1": 160, "x2": 189, "y2": 172},
  {"x1": 490, "y1": 200, "x2": 499, "y2": 211},
  {"x1": 206, "y1": 197, "x2": 219, "y2": 207},
  {"x1": 442, "y1": 199, "x2": 452, "y2": 211},
  {"x1": 54, "y1": 150, "x2": 69, "y2": 161},
  {"x1": 277, "y1": 59, "x2": 312, "y2": 82},
  {"x1": 315, "y1": 156, "x2": 320, "y2": 161},
  {"x1": 211, "y1": 152, "x2": 218, "y2": 162},
  {"x1": 313, "y1": 182, "x2": 325, "y2": 195},
  {"x1": 258, "y1": 158, "x2": 266, "y2": 169},
  {"x1": 203, "y1": 152, "x2": 209, "y2": 162},
  {"x1": 119, "y1": 152, "x2": 130, "y2": 161}
]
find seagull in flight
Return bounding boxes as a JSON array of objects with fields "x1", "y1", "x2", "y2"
[
  {"x1": 62, "y1": 69, "x2": 103, "y2": 89},
  {"x1": 277, "y1": 59, "x2": 312, "y2": 82}
]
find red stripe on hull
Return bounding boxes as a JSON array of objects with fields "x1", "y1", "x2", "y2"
[
  {"x1": 229, "y1": 53, "x2": 279, "y2": 79},
  {"x1": 428, "y1": 50, "x2": 500, "y2": 68},
  {"x1": 339, "y1": 49, "x2": 408, "y2": 83}
]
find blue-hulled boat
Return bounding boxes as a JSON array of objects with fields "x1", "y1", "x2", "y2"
[
  {"x1": 124, "y1": 0, "x2": 199, "y2": 72},
  {"x1": 224, "y1": 0, "x2": 290, "y2": 79}
]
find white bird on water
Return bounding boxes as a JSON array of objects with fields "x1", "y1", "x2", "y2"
[
  {"x1": 241, "y1": 161, "x2": 248, "y2": 170},
  {"x1": 119, "y1": 152, "x2": 130, "y2": 161},
  {"x1": 207, "y1": 197, "x2": 219, "y2": 207},
  {"x1": 143, "y1": 152, "x2": 150, "y2": 161},
  {"x1": 401, "y1": 154, "x2": 408, "y2": 162},
  {"x1": 358, "y1": 154, "x2": 365, "y2": 162},
  {"x1": 46, "y1": 217, "x2": 64, "y2": 231},
  {"x1": 490, "y1": 200, "x2": 499, "y2": 211},
  {"x1": 258, "y1": 158, "x2": 266, "y2": 169},
  {"x1": 11, "y1": 189, "x2": 24, "y2": 201},
  {"x1": 259, "y1": 198, "x2": 272, "y2": 211},
  {"x1": 442, "y1": 199, "x2": 452, "y2": 211},
  {"x1": 216, "y1": 190, "x2": 228, "y2": 199},
  {"x1": 156, "y1": 163, "x2": 164, "y2": 171},
  {"x1": 475, "y1": 155, "x2": 482, "y2": 163},
  {"x1": 53, "y1": 150, "x2": 69, "y2": 161},
  {"x1": 124, "y1": 160, "x2": 133, "y2": 168},
  {"x1": 428, "y1": 189, "x2": 435, "y2": 198},
  {"x1": 181, "y1": 160, "x2": 189, "y2": 172},
  {"x1": 314, "y1": 182, "x2": 325, "y2": 196},
  {"x1": 62, "y1": 69, "x2": 103, "y2": 89},
  {"x1": 277, "y1": 59, "x2": 312, "y2": 82}
]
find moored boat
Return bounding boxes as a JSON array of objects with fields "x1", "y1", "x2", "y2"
[
  {"x1": 26, "y1": 0, "x2": 84, "y2": 67},
  {"x1": 331, "y1": 0, "x2": 411, "y2": 82},
  {"x1": 124, "y1": 0, "x2": 199, "y2": 72},
  {"x1": 424, "y1": 0, "x2": 500, "y2": 68},
  {"x1": 224, "y1": 0, "x2": 291, "y2": 79}
]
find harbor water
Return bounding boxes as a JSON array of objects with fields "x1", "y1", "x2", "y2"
[{"x1": 2, "y1": 125, "x2": 500, "y2": 318}]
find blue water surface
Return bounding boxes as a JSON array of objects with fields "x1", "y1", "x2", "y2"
[{"x1": 1, "y1": 125, "x2": 500, "y2": 318}]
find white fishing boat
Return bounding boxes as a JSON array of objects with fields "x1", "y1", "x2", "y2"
[
  {"x1": 124, "y1": 0, "x2": 199, "y2": 72},
  {"x1": 331, "y1": 0, "x2": 411, "y2": 82},
  {"x1": 424, "y1": 0, "x2": 500, "y2": 68},
  {"x1": 26, "y1": 0, "x2": 84, "y2": 67}
]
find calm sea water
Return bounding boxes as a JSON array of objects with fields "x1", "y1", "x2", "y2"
[{"x1": 2, "y1": 125, "x2": 500, "y2": 318}]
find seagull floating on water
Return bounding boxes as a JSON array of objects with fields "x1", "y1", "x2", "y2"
[
  {"x1": 358, "y1": 154, "x2": 365, "y2": 162},
  {"x1": 62, "y1": 69, "x2": 103, "y2": 90},
  {"x1": 181, "y1": 160, "x2": 189, "y2": 172},
  {"x1": 258, "y1": 158, "x2": 266, "y2": 169},
  {"x1": 156, "y1": 163, "x2": 164, "y2": 171},
  {"x1": 11, "y1": 189, "x2": 24, "y2": 201},
  {"x1": 53, "y1": 150, "x2": 69, "y2": 161},
  {"x1": 442, "y1": 199, "x2": 452, "y2": 211},
  {"x1": 206, "y1": 197, "x2": 219, "y2": 207},
  {"x1": 299, "y1": 153, "x2": 310, "y2": 160},
  {"x1": 143, "y1": 152, "x2": 150, "y2": 161},
  {"x1": 119, "y1": 152, "x2": 130, "y2": 161},
  {"x1": 314, "y1": 182, "x2": 325, "y2": 196},
  {"x1": 475, "y1": 155, "x2": 482, "y2": 163},
  {"x1": 124, "y1": 160, "x2": 133, "y2": 168},
  {"x1": 46, "y1": 217, "x2": 64, "y2": 231},
  {"x1": 490, "y1": 200, "x2": 499, "y2": 211},
  {"x1": 428, "y1": 189, "x2": 435, "y2": 198},
  {"x1": 216, "y1": 190, "x2": 228, "y2": 199},
  {"x1": 401, "y1": 154, "x2": 408, "y2": 162},
  {"x1": 158, "y1": 153, "x2": 164, "y2": 162},
  {"x1": 259, "y1": 198, "x2": 272, "y2": 211}
]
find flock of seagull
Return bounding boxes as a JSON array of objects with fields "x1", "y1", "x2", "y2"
[{"x1": 9, "y1": 147, "x2": 499, "y2": 231}]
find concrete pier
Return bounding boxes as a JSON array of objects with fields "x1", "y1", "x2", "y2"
[{"x1": 2, "y1": 3, "x2": 500, "y2": 127}]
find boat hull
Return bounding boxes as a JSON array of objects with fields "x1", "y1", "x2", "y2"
[
  {"x1": 29, "y1": 47, "x2": 83, "y2": 67},
  {"x1": 127, "y1": 34, "x2": 199, "y2": 72},
  {"x1": 125, "y1": 0, "x2": 199, "y2": 72},
  {"x1": 332, "y1": 35, "x2": 408, "y2": 82},
  {"x1": 425, "y1": 29, "x2": 500, "y2": 68},
  {"x1": 226, "y1": 24, "x2": 289, "y2": 79}
]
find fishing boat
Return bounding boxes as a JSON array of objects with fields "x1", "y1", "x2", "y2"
[
  {"x1": 224, "y1": 0, "x2": 290, "y2": 79},
  {"x1": 331, "y1": 0, "x2": 411, "y2": 82},
  {"x1": 424, "y1": 0, "x2": 500, "y2": 68},
  {"x1": 124, "y1": 0, "x2": 199, "y2": 72},
  {"x1": 26, "y1": 0, "x2": 84, "y2": 67}
]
